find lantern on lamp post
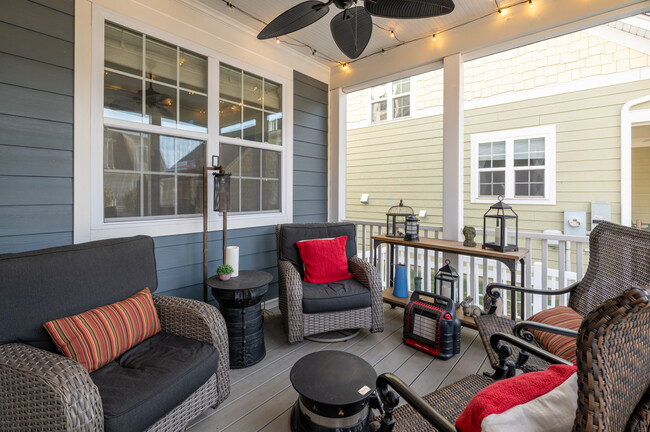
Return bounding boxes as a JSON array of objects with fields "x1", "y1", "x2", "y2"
[
  {"x1": 404, "y1": 214, "x2": 420, "y2": 241},
  {"x1": 482, "y1": 195, "x2": 519, "y2": 252},
  {"x1": 386, "y1": 200, "x2": 414, "y2": 237},
  {"x1": 434, "y1": 260, "x2": 460, "y2": 304}
]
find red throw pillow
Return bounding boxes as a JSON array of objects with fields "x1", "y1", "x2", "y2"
[
  {"x1": 44, "y1": 287, "x2": 161, "y2": 372},
  {"x1": 296, "y1": 236, "x2": 354, "y2": 284},
  {"x1": 456, "y1": 364, "x2": 577, "y2": 432},
  {"x1": 528, "y1": 306, "x2": 583, "y2": 364}
]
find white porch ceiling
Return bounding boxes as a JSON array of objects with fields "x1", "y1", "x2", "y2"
[{"x1": 195, "y1": 0, "x2": 524, "y2": 66}]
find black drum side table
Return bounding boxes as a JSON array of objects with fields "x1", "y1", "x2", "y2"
[
  {"x1": 207, "y1": 270, "x2": 272, "y2": 369},
  {"x1": 290, "y1": 350, "x2": 377, "y2": 432}
]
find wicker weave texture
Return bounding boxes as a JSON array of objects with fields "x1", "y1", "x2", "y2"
[
  {"x1": 476, "y1": 221, "x2": 650, "y2": 373},
  {"x1": 574, "y1": 286, "x2": 650, "y2": 432},
  {"x1": 0, "y1": 343, "x2": 104, "y2": 431},
  {"x1": 275, "y1": 223, "x2": 384, "y2": 344},
  {"x1": 377, "y1": 287, "x2": 650, "y2": 432},
  {"x1": 569, "y1": 222, "x2": 650, "y2": 316},
  {"x1": 376, "y1": 375, "x2": 493, "y2": 432},
  {"x1": 152, "y1": 295, "x2": 230, "y2": 407}
]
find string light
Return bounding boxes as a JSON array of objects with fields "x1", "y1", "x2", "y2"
[{"x1": 220, "y1": 0, "x2": 541, "y2": 68}]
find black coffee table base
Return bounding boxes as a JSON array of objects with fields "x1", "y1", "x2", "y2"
[
  {"x1": 291, "y1": 399, "x2": 370, "y2": 432},
  {"x1": 290, "y1": 351, "x2": 377, "y2": 432},
  {"x1": 220, "y1": 303, "x2": 266, "y2": 369}
]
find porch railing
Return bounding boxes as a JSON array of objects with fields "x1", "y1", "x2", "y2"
[{"x1": 344, "y1": 219, "x2": 590, "y2": 319}]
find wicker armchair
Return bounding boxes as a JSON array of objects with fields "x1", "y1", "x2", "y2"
[
  {"x1": 0, "y1": 236, "x2": 230, "y2": 432},
  {"x1": 372, "y1": 287, "x2": 650, "y2": 432},
  {"x1": 475, "y1": 221, "x2": 650, "y2": 373},
  {"x1": 276, "y1": 222, "x2": 384, "y2": 344}
]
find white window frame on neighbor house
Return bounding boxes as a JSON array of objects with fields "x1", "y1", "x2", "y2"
[
  {"x1": 369, "y1": 77, "x2": 414, "y2": 123},
  {"x1": 470, "y1": 125, "x2": 556, "y2": 205},
  {"x1": 87, "y1": 8, "x2": 292, "y2": 239}
]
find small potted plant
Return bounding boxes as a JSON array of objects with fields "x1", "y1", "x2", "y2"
[{"x1": 216, "y1": 264, "x2": 234, "y2": 281}]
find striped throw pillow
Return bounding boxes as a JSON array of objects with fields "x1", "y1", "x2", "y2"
[
  {"x1": 44, "y1": 287, "x2": 161, "y2": 372},
  {"x1": 528, "y1": 306, "x2": 583, "y2": 364}
]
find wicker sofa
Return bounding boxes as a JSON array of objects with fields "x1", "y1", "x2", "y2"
[{"x1": 0, "y1": 236, "x2": 230, "y2": 432}]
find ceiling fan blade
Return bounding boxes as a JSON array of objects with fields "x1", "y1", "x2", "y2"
[
  {"x1": 364, "y1": 0, "x2": 455, "y2": 18},
  {"x1": 330, "y1": 7, "x2": 372, "y2": 59},
  {"x1": 258, "y1": 1, "x2": 330, "y2": 39}
]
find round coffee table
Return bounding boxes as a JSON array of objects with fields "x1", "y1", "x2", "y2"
[
  {"x1": 207, "y1": 270, "x2": 272, "y2": 369},
  {"x1": 290, "y1": 351, "x2": 377, "y2": 432}
]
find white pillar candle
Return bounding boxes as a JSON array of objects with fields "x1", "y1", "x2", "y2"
[{"x1": 226, "y1": 246, "x2": 239, "y2": 277}]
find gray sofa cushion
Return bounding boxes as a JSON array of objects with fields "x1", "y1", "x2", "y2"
[
  {"x1": 90, "y1": 331, "x2": 219, "y2": 432},
  {"x1": 279, "y1": 223, "x2": 357, "y2": 277},
  {"x1": 302, "y1": 278, "x2": 371, "y2": 314},
  {"x1": 0, "y1": 236, "x2": 158, "y2": 352}
]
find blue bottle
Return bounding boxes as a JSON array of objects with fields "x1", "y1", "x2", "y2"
[{"x1": 393, "y1": 264, "x2": 409, "y2": 298}]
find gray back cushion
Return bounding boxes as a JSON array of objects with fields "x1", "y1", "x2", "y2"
[
  {"x1": 0, "y1": 236, "x2": 158, "y2": 352},
  {"x1": 278, "y1": 223, "x2": 357, "y2": 275}
]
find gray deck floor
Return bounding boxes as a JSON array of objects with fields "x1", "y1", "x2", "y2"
[{"x1": 187, "y1": 304, "x2": 493, "y2": 432}]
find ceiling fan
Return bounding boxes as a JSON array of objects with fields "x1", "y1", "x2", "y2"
[{"x1": 257, "y1": 0, "x2": 455, "y2": 59}]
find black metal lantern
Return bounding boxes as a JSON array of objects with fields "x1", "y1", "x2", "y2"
[
  {"x1": 482, "y1": 195, "x2": 518, "y2": 252},
  {"x1": 434, "y1": 259, "x2": 460, "y2": 304},
  {"x1": 404, "y1": 214, "x2": 419, "y2": 241},
  {"x1": 213, "y1": 167, "x2": 231, "y2": 212},
  {"x1": 386, "y1": 200, "x2": 414, "y2": 237}
]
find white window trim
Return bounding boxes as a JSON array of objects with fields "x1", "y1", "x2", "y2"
[
  {"x1": 369, "y1": 77, "x2": 415, "y2": 124},
  {"x1": 89, "y1": 7, "x2": 292, "y2": 240},
  {"x1": 470, "y1": 125, "x2": 556, "y2": 205}
]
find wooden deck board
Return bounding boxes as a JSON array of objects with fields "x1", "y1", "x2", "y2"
[{"x1": 188, "y1": 304, "x2": 489, "y2": 432}]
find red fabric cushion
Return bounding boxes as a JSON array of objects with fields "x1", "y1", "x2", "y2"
[
  {"x1": 44, "y1": 287, "x2": 161, "y2": 372},
  {"x1": 528, "y1": 306, "x2": 583, "y2": 363},
  {"x1": 295, "y1": 236, "x2": 354, "y2": 284},
  {"x1": 456, "y1": 364, "x2": 577, "y2": 432}
]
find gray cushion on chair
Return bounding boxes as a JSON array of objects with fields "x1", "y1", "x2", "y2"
[
  {"x1": 278, "y1": 223, "x2": 357, "y2": 277},
  {"x1": 90, "y1": 331, "x2": 219, "y2": 432},
  {"x1": 302, "y1": 279, "x2": 371, "y2": 314}
]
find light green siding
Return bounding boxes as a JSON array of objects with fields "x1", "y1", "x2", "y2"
[{"x1": 346, "y1": 79, "x2": 650, "y2": 236}]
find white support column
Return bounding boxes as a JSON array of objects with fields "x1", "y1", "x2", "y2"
[
  {"x1": 442, "y1": 54, "x2": 464, "y2": 271},
  {"x1": 329, "y1": 88, "x2": 347, "y2": 222}
]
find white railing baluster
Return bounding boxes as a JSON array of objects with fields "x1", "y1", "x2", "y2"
[
  {"x1": 541, "y1": 239, "x2": 549, "y2": 308},
  {"x1": 423, "y1": 229, "x2": 430, "y2": 291},
  {"x1": 558, "y1": 240, "x2": 566, "y2": 306},
  {"x1": 524, "y1": 238, "x2": 533, "y2": 318},
  {"x1": 576, "y1": 242, "x2": 584, "y2": 280},
  {"x1": 361, "y1": 224, "x2": 367, "y2": 261}
]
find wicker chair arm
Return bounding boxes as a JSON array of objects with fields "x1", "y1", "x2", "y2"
[
  {"x1": 349, "y1": 256, "x2": 384, "y2": 333},
  {"x1": 152, "y1": 294, "x2": 230, "y2": 403},
  {"x1": 277, "y1": 260, "x2": 305, "y2": 343},
  {"x1": 489, "y1": 332, "x2": 572, "y2": 377},
  {"x1": 484, "y1": 281, "x2": 580, "y2": 315},
  {"x1": 513, "y1": 320, "x2": 579, "y2": 342},
  {"x1": 487, "y1": 281, "x2": 580, "y2": 298},
  {"x1": 0, "y1": 343, "x2": 103, "y2": 431},
  {"x1": 373, "y1": 373, "x2": 457, "y2": 432}
]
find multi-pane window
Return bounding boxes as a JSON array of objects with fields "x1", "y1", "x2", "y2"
[
  {"x1": 219, "y1": 63, "x2": 283, "y2": 213},
  {"x1": 471, "y1": 126, "x2": 555, "y2": 204},
  {"x1": 478, "y1": 141, "x2": 506, "y2": 196},
  {"x1": 514, "y1": 138, "x2": 545, "y2": 197},
  {"x1": 370, "y1": 78, "x2": 412, "y2": 123},
  {"x1": 103, "y1": 22, "x2": 207, "y2": 220}
]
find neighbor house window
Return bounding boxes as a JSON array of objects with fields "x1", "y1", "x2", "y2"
[
  {"x1": 370, "y1": 77, "x2": 411, "y2": 123},
  {"x1": 470, "y1": 125, "x2": 556, "y2": 205},
  {"x1": 218, "y1": 63, "x2": 283, "y2": 213},
  {"x1": 103, "y1": 22, "x2": 207, "y2": 220}
]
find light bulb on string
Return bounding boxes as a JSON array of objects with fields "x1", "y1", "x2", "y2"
[
  {"x1": 528, "y1": 0, "x2": 533, "y2": 8},
  {"x1": 276, "y1": 37, "x2": 280, "y2": 44},
  {"x1": 432, "y1": 33, "x2": 436, "y2": 41},
  {"x1": 390, "y1": 30, "x2": 395, "y2": 38}
]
